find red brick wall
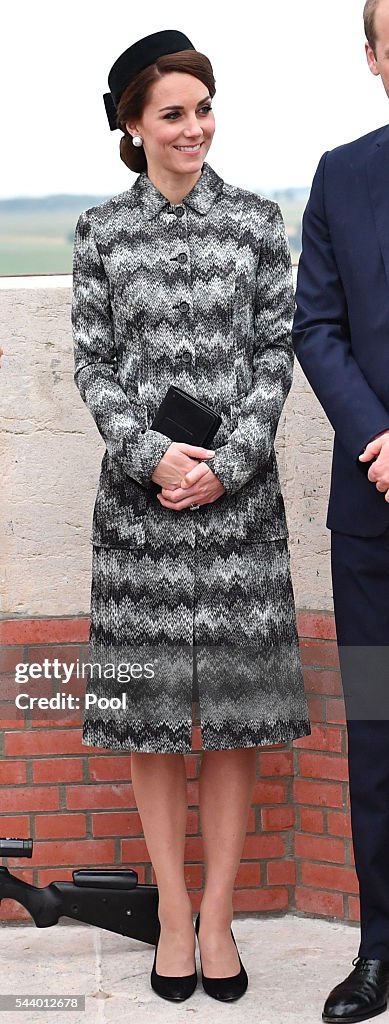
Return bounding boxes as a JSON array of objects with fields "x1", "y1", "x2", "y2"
[
  {"x1": 293, "y1": 615, "x2": 357, "y2": 921},
  {"x1": 0, "y1": 613, "x2": 358, "y2": 924}
]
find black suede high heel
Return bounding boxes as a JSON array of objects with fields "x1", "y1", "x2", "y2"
[
  {"x1": 150, "y1": 919, "x2": 198, "y2": 1002},
  {"x1": 195, "y1": 911, "x2": 248, "y2": 1001}
]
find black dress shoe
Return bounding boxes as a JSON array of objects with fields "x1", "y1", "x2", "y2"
[
  {"x1": 322, "y1": 957, "x2": 389, "y2": 1023},
  {"x1": 194, "y1": 911, "x2": 248, "y2": 1001},
  {"x1": 150, "y1": 920, "x2": 197, "y2": 1002}
]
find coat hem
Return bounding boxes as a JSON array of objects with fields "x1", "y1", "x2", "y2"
[{"x1": 81, "y1": 717, "x2": 311, "y2": 754}]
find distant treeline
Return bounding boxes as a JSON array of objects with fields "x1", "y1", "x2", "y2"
[
  {"x1": 0, "y1": 186, "x2": 309, "y2": 212},
  {"x1": 0, "y1": 194, "x2": 111, "y2": 213}
]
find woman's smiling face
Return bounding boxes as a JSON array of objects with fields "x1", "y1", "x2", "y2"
[{"x1": 125, "y1": 71, "x2": 215, "y2": 178}]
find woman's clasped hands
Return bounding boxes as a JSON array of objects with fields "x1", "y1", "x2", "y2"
[{"x1": 151, "y1": 441, "x2": 225, "y2": 510}]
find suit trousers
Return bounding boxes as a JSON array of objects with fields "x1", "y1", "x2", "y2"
[{"x1": 331, "y1": 527, "x2": 389, "y2": 959}]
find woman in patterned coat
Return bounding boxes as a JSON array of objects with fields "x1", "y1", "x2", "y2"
[{"x1": 72, "y1": 30, "x2": 310, "y2": 1003}]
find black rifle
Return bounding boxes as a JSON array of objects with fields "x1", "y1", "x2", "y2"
[{"x1": 0, "y1": 838, "x2": 159, "y2": 945}]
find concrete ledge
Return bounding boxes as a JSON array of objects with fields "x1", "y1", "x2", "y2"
[
  {"x1": 0, "y1": 611, "x2": 336, "y2": 644},
  {"x1": 0, "y1": 268, "x2": 333, "y2": 618}
]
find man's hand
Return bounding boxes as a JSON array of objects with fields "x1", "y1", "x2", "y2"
[
  {"x1": 151, "y1": 442, "x2": 215, "y2": 489},
  {"x1": 359, "y1": 431, "x2": 389, "y2": 502},
  {"x1": 157, "y1": 462, "x2": 225, "y2": 511}
]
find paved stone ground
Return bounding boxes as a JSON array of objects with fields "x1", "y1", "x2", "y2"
[{"x1": 0, "y1": 914, "x2": 385, "y2": 1024}]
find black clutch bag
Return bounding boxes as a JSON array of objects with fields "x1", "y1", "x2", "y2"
[{"x1": 151, "y1": 385, "x2": 222, "y2": 447}]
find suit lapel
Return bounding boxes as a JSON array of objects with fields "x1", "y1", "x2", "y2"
[{"x1": 367, "y1": 125, "x2": 389, "y2": 289}]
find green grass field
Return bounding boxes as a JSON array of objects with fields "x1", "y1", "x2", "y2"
[{"x1": 0, "y1": 205, "x2": 84, "y2": 275}]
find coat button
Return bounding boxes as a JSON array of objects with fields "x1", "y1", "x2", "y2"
[
  {"x1": 174, "y1": 206, "x2": 185, "y2": 217},
  {"x1": 177, "y1": 252, "x2": 188, "y2": 264},
  {"x1": 181, "y1": 351, "x2": 191, "y2": 363},
  {"x1": 179, "y1": 301, "x2": 190, "y2": 313}
]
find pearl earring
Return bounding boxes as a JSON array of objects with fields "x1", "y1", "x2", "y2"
[{"x1": 131, "y1": 134, "x2": 143, "y2": 147}]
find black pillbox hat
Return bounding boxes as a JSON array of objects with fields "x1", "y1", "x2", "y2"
[{"x1": 103, "y1": 29, "x2": 195, "y2": 131}]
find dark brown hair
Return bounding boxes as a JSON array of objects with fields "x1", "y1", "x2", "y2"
[
  {"x1": 115, "y1": 50, "x2": 216, "y2": 173},
  {"x1": 364, "y1": 0, "x2": 381, "y2": 51}
]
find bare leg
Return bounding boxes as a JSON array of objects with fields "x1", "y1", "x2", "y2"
[
  {"x1": 130, "y1": 752, "x2": 195, "y2": 976},
  {"x1": 198, "y1": 747, "x2": 257, "y2": 977}
]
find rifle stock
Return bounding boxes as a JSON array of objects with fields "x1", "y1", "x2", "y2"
[{"x1": 0, "y1": 867, "x2": 159, "y2": 945}]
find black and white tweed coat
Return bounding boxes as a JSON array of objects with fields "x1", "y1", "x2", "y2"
[{"x1": 71, "y1": 160, "x2": 310, "y2": 753}]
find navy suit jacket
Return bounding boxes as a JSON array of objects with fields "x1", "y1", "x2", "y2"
[{"x1": 293, "y1": 124, "x2": 389, "y2": 536}]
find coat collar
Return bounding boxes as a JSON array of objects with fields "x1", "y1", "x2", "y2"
[{"x1": 132, "y1": 160, "x2": 224, "y2": 220}]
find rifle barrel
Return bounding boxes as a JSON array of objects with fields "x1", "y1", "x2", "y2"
[{"x1": 0, "y1": 838, "x2": 33, "y2": 857}]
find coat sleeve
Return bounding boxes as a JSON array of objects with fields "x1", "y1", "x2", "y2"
[
  {"x1": 293, "y1": 152, "x2": 389, "y2": 463},
  {"x1": 71, "y1": 209, "x2": 172, "y2": 488},
  {"x1": 202, "y1": 202, "x2": 294, "y2": 496}
]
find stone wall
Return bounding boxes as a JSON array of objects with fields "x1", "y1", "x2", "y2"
[{"x1": 0, "y1": 281, "x2": 333, "y2": 618}]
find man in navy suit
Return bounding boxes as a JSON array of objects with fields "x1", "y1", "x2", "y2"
[{"x1": 293, "y1": 1, "x2": 389, "y2": 1021}]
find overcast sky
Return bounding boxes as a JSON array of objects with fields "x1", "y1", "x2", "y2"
[{"x1": 2, "y1": 0, "x2": 389, "y2": 198}]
